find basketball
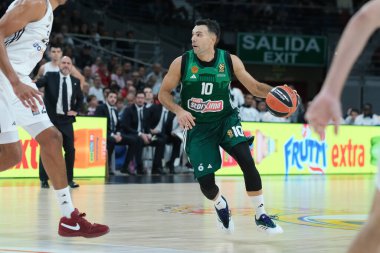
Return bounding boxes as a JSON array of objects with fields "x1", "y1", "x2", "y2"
[{"x1": 265, "y1": 85, "x2": 298, "y2": 118}]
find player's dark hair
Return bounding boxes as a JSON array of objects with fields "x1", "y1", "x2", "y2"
[
  {"x1": 195, "y1": 19, "x2": 220, "y2": 46},
  {"x1": 49, "y1": 43, "x2": 63, "y2": 50}
]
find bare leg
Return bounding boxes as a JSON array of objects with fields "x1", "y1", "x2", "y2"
[
  {"x1": 35, "y1": 127, "x2": 68, "y2": 190},
  {"x1": 0, "y1": 142, "x2": 22, "y2": 171},
  {"x1": 347, "y1": 190, "x2": 380, "y2": 253}
]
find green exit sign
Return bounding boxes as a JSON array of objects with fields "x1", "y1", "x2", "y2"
[{"x1": 237, "y1": 33, "x2": 327, "y2": 67}]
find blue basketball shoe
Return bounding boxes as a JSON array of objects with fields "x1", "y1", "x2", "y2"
[{"x1": 215, "y1": 196, "x2": 234, "y2": 233}]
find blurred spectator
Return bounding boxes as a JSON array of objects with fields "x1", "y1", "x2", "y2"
[
  {"x1": 146, "y1": 63, "x2": 164, "y2": 95},
  {"x1": 83, "y1": 66, "x2": 94, "y2": 86},
  {"x1": 127, "y1": 84, "x2": 137, "y2": 97},
  {"x1": 230, "y1": 86, "x2": 244, "y2": 108},
  {"x1": 125, "y1": 93, "x2": 136, "y2": 107},
  {"x1": 88, "y1": 75, "x2": 105, "y2": 103},
  {"x1": 345, "y1": 108, "x2": 360, "y2": 125},
  {"x1": 257, "y1": 100, "x2": 267, "y2": 121},
  {"x1": 138, "y1": 66, "x2": 147, "y2": 81},
  {"x1": 261, "y1": 111, "x2": 290, "y2": 123},
  {"x1": 97, "y1": 62, "x2": 111, "y2": 87},
  {"x1": 239, "y1": 94, "x2": 259, "y2": 121},
  {"x1": 91, "y1": 57, "x2": 102, "y2": 75},
  {"x1": 143, "y1": 87, "x2": 155, "y2": 108},
  {"x1": 116, "y1": 96, "x2": 126, "y2": 117},
  {"x1": 131, "y1": 71, "x2": 146, "y2": 91},
  {"x1": 81, "y1": 82, "x2": 90, "y2": 104},
  {"x1": 123, "y1": 62, "x2": 133, "y2": 82},
  {"x1": 111, "y1": 65, "x2": 126, "y2": 89},
  {"x1": 108, "y1": 55, "x2": 120, "y2": 74},
  {"x1": 86, "y1": 95, "x2": 98, "y2": 116},
  {"x1": 103, "y1": 87, "x2": 111, "y2": 101},
  {"x1": 354, "y1": 103, "x2": 380, "y2": 126}
]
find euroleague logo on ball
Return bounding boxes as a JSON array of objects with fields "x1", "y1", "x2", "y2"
[{"x1": 266, "y1": 85, "x2": 298, "y2": 118}]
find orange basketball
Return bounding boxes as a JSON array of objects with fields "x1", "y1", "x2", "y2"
[{"x1": 265, "y1": 85, "x2": 298, "y2": 118}]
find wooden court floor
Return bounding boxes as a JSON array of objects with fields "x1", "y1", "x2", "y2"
[{"x1": 0, "y1": 174, "x2": 375, "y2": 253}]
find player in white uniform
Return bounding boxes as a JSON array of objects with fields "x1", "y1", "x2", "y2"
[
  {"x1": 0, "y1": 0, "x2": 109, "y2": 237},
  {"x1": 306, "y1": 0, "x2": 380, "y2": 252}
]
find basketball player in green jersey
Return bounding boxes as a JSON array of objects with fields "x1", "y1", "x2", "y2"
[
  {"x1": 306, "y1": 0, "x2": 380, "y2": 252},
  {"x1": 159, "y1": 19, "x2": 283, "y2": 234}
]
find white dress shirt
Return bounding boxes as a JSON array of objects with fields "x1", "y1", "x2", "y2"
[{"x1": 56, "y1": 72, "x2": 72, "y2": 115}]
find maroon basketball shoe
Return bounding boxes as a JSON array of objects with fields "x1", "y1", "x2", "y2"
[{"x1": 58, "y1": 209, "x2": 110, "y2": 238}]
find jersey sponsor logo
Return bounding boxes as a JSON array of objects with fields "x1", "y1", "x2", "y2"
[
  {"x1": 33, "y1": 42, "x2": 44, "y2": 52},
  {"x1": 218, "y1": 63, "x2": 225, "y2": 72},
  {"x1": 191, "y1": 66, "x2": 199, "y2": 74},
  {"x1": 187, "y1": 97, "x2": 224, "y2": 113}
]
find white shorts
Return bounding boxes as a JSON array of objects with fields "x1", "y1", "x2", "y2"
[{"x1": 0, "y1": 72, "x2": 52, "y2": 144}]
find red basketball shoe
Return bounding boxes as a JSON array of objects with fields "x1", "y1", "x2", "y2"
[{"x1": 58, "y1": 209, "x2": 109, "y2": 238}]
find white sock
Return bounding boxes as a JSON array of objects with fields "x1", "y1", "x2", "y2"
[
  {"x1": 250, "y1": 195, "x2": 266, "y2": 218},
  {"x1": 55, "y1": 186, "x2": 75, "y2": 218},
  {"x1": 214, "y1": 194, "x2": 227, "y2": 210}
]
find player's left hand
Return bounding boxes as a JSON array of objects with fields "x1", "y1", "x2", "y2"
[{"x1": 305, "y1": 91, "x2": 342, "y2": 139}]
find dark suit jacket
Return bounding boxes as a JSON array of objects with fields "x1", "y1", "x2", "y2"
[
  {"x1": 94, "y1": 103, "x2": 120, "y2": 139},
  {"x1": 120, "y1": 104, "x2": 151, "y2": 135},
  {"x1": 164, "y1": 111, "x2": 176, "y2": 136},
  {"x1": 149, "y1": 104, "x2": 163, "y2": 129},
  {"x1": 36, "y1": 71, "x2": 83, "y2": 124}
]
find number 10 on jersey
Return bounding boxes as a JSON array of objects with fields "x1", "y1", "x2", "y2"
[{"x1": 201, "y1": 82, "x2": 213, "y2": 95}]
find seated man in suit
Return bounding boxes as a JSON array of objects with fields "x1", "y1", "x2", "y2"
[
  {"x1": 36, "y1": 56, "x2": 83, "y2": 189},
  {"x1": 94, "y1": 90, "x2": 143, "y2": 175},
  {"x1": 121, "y1": 90, "x2": 166, "y2": 175}
]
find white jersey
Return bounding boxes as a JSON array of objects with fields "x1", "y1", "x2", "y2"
[
  {"x1": 43, "y1": 61, "x2": 59, "y2": 74},
  {"x1": 4, "y1": 0, "x2": 53, "y2": 77}
]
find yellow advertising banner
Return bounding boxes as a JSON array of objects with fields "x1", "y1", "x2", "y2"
[
  {"x1": 0, "y1": 117, "x2": 107, "y2": 178},
  {"x1": 217, "y1": 123, "x2": 380, "y2": 175}
]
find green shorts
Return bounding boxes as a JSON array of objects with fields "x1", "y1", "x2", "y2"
[{"x1": 185, "y1": 112, "x2": 253, "y2": 179}]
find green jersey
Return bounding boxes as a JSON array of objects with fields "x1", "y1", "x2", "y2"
[{"x1": 180, "y1": 49, "x2": 236, "y2": 123}]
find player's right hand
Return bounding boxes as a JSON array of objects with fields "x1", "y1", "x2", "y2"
[
  {"x1": 12, "y1": 81, "x2": 43, "y2": 112},
  {"x1": 176, "y1": 109, "x2": 196, "y2": 130},
  {"x1": 305, "y1": 91, "x2": 342, "y2": 139}
]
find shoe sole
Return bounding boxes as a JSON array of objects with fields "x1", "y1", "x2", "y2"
[
  {"x1": 256, "y1": 225, "x2": 283, "y2": 235},
  {"x1": 59, "y1": 228, "x2": 110, "y2": 238},
  {"x1": 217, "y1": 218, "x2": 235, "y2": 234}
]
